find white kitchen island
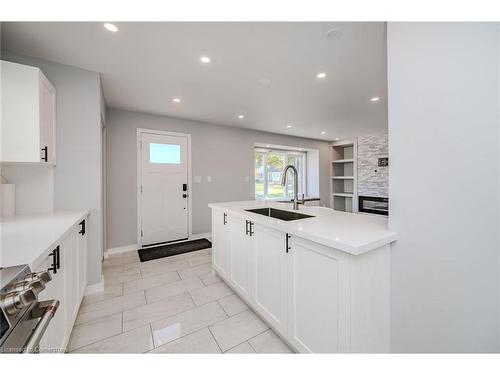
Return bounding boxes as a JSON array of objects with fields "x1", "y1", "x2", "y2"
[{"x1": 208, "y1": 200, "x2": 396, "y2": 353}]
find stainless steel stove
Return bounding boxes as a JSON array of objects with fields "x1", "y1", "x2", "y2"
[{"x1": 0, "y1": 264, "x2": 59, "y2": 353}]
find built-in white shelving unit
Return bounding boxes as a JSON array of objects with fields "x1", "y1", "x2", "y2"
[{"x1": 330, "y1": 139, "x2": 358, "y2": 212}]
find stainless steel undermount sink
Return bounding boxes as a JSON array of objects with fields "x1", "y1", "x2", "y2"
[{"x1": 245, "y1": 207, "x2": 314, "y2": 221}]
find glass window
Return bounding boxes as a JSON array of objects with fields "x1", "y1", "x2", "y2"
[
  {"x1": 254, "y1": 148, "x2": 306, "y2": 200},
  {"x1": 149, "y1": 143, "x2": 180, "y2": 164}
]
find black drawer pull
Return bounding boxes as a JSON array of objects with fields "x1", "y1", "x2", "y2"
[
  {"x1": 48, "y1": 246, "x2": 60, "y2": 274},
  {"x1": 41, "y1": 146, "x2": 48, "y2": 162},
  {"x1": 79, "y1": 220, "x2": 86, "y2": 235}
]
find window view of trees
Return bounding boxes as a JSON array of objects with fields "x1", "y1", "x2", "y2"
[{"x1": 255, "y1": 148, "x2": 305, "y2": 200}]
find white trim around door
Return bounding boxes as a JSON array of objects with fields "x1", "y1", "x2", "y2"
[{"x1": 136, "y1": 128, "x2": 192, "y2": 249}]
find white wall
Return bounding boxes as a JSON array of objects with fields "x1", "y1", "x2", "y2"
[
  {"x1": 388, "y1": 23, "x2": 499, "y2": 352},
  {"x1": 1, "y1": 165, "x2": 54, "y2": 214},
  {"x1": 2, "y1": 52, "x2": 104, "y2": 285},
  {"x1": 106, "y1": 108, "x2": 332, "y2": 249}
]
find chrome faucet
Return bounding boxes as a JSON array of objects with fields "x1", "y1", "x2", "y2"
[{"x1": 281, "y1": 165, "x2": 304, "y2": 210}]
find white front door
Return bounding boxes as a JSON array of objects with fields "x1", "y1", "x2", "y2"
[{"x1": 140, "y1": 132, "x2": 189, "y2": 246}]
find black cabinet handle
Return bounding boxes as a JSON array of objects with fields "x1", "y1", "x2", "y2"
[
  {"x1": 286, "y1": 234, "x2": 291, "y2": 253},
  {"x1": 55, "y1": 245, "x2": 60, "y2": 270},
  {"x1": 79, "y1": 220, "x2": 86, "y2": 235},
  {"x1": 41, "y1": 146, "x2": 48, "y2": 162},
  {"x1": 249, "y1": 222, "x2": 254, "y2": 237},
  {"x1": 223, "y1": 213, "x2": 227, "y2": 225},
  {"x1": 245, "y1": 220, "x2": 249, "y2": 235},
  {"x1": 48, "y1": 246, "x2": 60, "y2": 274}
]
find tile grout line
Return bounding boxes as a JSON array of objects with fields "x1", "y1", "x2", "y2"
[
  {"x1": 145, "y1": 324, "x2": 212, "y2": 353},
  {"x1": 207, "y1": 324, "x2": 224, "y2": 353}
]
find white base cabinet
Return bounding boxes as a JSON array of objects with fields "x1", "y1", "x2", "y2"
[
  {"x1": 287, "y1": 236, "x2": 350, "y2": 353},
  {"x1": 211, "y1": 209, "x2": 230, "y2": 279},
  {"x1": 253, "y1": 224, "x2": 288, "y2": 337},
  {"x1": 34, "y1": 217, "x2": 88, "y2": 352},
  {"x1": 211, "y1": 209, "x2": 390, "y2": 353},
  {"x1": 228, "y1": 216, "x2": 254, "y2": 301}
]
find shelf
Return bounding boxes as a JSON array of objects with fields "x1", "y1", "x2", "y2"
[
  {"x1": 332, "y1": 176, "x2": 354, "y2": 179},
  {"x1": 333, "y1": 193, "x2": 353, "y2": 197},
  {"x1": 332, "y1": 159, "x2": 354, "y2": 164}
]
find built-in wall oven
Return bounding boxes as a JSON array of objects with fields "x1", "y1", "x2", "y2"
[
  {"x1": 358, "y1": 196, "x2": 389, "y2": 216},
  {"x1": 0, "y1": 265, "x2": 59, "y2": 353}
]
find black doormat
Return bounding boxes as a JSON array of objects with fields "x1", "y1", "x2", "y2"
[{"x1": 138, "y1": 238, "x2": 212, "y2": 262}]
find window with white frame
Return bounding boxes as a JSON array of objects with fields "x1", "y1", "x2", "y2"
[{"x1": 255, "y1": 147, "x2": 306, "y2": 200}]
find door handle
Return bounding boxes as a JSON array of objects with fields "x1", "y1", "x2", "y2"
[
  {"x1": 249, "y1": 221, "x2": 254, "y2": 237},
  {"x1": 223, "y1": 213, "x2": 227, "y2": 225},
  {"x1": 286, "y1": 234, "x2": 291, "y2": 253}
]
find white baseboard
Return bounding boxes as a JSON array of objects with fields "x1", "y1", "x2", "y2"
[
  {"x1": 191, "y1": 232, "x2": 212, "y2": 241},
  {"x1": 85, "y1": 277, "x2": 104, "y2": 295},
  {"x1": 105, "y1": 244, "x2": 138, "y2": 257}
]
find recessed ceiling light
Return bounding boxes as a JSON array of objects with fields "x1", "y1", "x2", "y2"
[
  {"x1": 371, "y1": 97, "x2": 380, "y2": 102},
  {"x1": 237, "y1": 115, "x2": 245, "y2": 119},
  {"x1": 172, "y1": 98, "x2": 181, "y2": 103},
  {"x1": 316, "y1": 72, "x2": 327, "y2": 79},
  {"x1": 266, "y1": 145, "x2": 270, "y2": 148},
  {"x1": 200, "y1": 56, "x2": 211, "y2": 63},
  {"x1": 335, "y1": 137, "x2": 340, "y2": 141},
  {"x1": 326, "y1": 28, "x2": 342, "y2": 40},
  {"x1": 286, "y1": 124, "x2": 293, "y2": 128},
  {"x1": 321, "y1": 131, "x2": 326, "y2": 135},
  {"x1": 104, "y1": 23, "x2": 118, "y2": 32}
]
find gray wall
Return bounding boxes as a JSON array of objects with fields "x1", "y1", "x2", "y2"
[
  {"x1": 387, "y1": 23, "x2": 499, "y2": 352},
  {"x1": 357, "y1": 133, "x2": 388, "y2": 198},
  {"x1": 106, "y1": 108, "x2": 331, "y2": 249},
  {"x1": 3, "y1": 52, "x2": 104, "y2": 285}
]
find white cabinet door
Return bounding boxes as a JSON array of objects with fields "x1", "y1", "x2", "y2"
[
  {"x1": 39, "y1": 74, "x2": 56, "y2": 164},
  {"x1": 62, "y1": 230, "x2": 79, "y2": 333},
  {"x1": 229, "y1": 216, "x2": 254, "y2": 301},
  {"x1": 37, "y1": 246, "x2": 66, "y2": 352},
  {"x1": 287, "y1": 236, "x2": 350, "y2": 353},
  {"x1": 253, "y1": 225, "x2": 288, "y2": 337},
  {"x1": 77, "y1": 219, "x2": 88, "y2": 299},
  {"x1": 212, "y1": 209, "x2": 230, "y2": 278},
  {"x1": 0, "y1": 60, "x2": 56, "y2": 164}
]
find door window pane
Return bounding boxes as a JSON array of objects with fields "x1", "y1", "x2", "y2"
[{"x1": 149, "y1": 143, "x2": 180, "y2": 164}]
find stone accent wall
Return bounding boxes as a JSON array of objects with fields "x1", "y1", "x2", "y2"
[{"x1": 357, "y1": 133, "x2": 388, "y2": 198}]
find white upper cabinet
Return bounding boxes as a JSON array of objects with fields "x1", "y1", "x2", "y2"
[{"x1": 1, "y1": 60, "x2": 56, "y2": 165}]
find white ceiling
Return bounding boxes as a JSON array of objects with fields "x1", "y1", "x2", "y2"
[{"x1": 1, "y1": 22, "x2": 387, "y2": 141}]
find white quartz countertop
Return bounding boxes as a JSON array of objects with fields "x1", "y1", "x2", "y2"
[
  {"x1": 1, "y1": 210, "x2": 89, "y2": 268},
  {"x1": 208, "y1": 201, "x2": 396, "y2": 255}
]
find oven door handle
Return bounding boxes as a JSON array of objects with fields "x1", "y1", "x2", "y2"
[{"x1": 23, "y1": 299, "x2": 60, "y2": 354}]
